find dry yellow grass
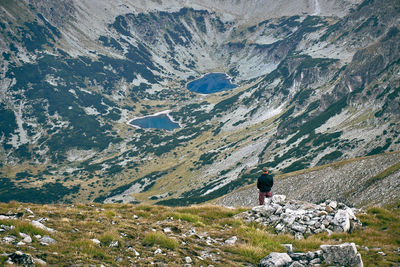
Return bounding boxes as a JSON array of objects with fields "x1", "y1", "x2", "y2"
[{"x1": 0, "y1": 202, "x2": 399, "y2": 266}]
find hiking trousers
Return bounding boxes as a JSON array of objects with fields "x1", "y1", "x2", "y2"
[{"x1": 258, "y1": 191, "x2": 272, "y2": 205}]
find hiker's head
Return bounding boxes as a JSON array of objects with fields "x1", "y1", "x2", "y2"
[{"x1": 262, "y1": 167, "x2": 269, "y2": 174}]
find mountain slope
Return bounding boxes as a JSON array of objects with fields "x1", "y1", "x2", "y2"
[
  {"x1": 216, "y1": 151, "x2": 400, "y2": 208},
  {"x1": 0, "y1": 0, "x2": 399, "y2": 205}
]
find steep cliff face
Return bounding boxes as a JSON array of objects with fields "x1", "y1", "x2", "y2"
[{"x1": 0, "y1": 0, "x2": 399, "y2": 204}]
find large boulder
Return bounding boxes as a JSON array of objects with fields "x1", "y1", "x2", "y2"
[
  {"x1": 320, "y1": 243, "x2": 363, "y2": 267},
  {"x1": 332, "y1": 209, "x2": 351, "y2": 232},
  {"x1": 258, "y1": 252, "x2": 292, "y2": 267}
]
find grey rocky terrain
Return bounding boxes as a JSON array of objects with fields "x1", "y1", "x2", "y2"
[{"x1": 216, "y1": 152, "x2": 400, "y2": 208}]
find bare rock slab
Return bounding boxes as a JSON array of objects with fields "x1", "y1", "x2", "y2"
[{"x1": 320, "y1": 242, "x2": 363, "y2": 267}]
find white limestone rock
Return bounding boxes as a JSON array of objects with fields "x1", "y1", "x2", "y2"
[
  {"x1": 258, "y1": 252, "x2": 292, "y2": 267},
  {"x1": 320, "y1": 242, "x2": 363, "y2": 267}
]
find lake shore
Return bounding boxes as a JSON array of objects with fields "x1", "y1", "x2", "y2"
[{"x1": 126, "y1": 110, "x2": 181, "y2": 130}]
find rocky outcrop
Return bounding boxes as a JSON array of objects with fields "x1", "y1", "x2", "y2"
[
  {"x1": 258, "y1": 242, "x2": 363, "y2": 267},
  {"x1": 236, "y1": 195, "x2": 362, "y2": 239}
]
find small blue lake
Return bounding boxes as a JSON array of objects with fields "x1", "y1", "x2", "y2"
[
  {"x1": 129, "y1": 114, "x2": 180, "y2": 131},
  {"x1": 187, "y1": 73, "x2": 237, "y2": 94}
]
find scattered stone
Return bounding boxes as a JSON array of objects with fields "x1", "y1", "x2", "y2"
[
  {"x1": 127, "y1": 247, "x2": 140, "y2": 256},
  {"x1": 154, "y1": 248, "x2": 162, "y2": 255},
  {"x1": 224, "y1": 236, "x2": 237, "y2": 245},
  {"x1": 109, "y1": 240, "x2": 119, "y2": 248},
  {"x1": 20, "y1": 233, "x2": 32, "y2": 243},
  {"x1": 163, "y1": 227, "x2": 172, "y2": 234},
  {"x1": 325, "y1": 206, "x2": 334, "y2": 213},
  {"x1": 377, "y1": 251, "x2": 386, "y2": 256},
  {"x1": 283, "y1": 244, "x2": 293, "y2": 253},
  {"x1": 321, "y1": 243, "x2": 363, "y2": 267},
  {"x1": 272, "y1": 195, "x2": 286, "y2": 204},
  {"x1": 31, "y1": 220, "x2": 55, "y2": 233},
  {"x1": 133, "y1": 215, "x2": 139, "y2": 219},
  {"x1": 9, "y1": 251, "x2": 35, "y2": 266},
  {"x1": 120, "y1": 232, "x2": 127, "y2": 237},
  {"x1": 34, "y1": 257, "x2": 47, "y2": 266},
  {"x1": 294, "y1": 233, "x2": 304, "y2": 240},
  {"x1": 40, "y1": 236, "x2": 56, "y2": 245},
  {"x1": 185, "y1": 256, "x2": 193, "y2": 263},
  {"x1": 25, "y1": 208, "x2": 34, "y2": 214},
  {"x1": 361, "y1": 246, "x2": 369, "y2": 251},
  {"x1": 188, "y1": 228, "x2": 196, "y2": 236},
  {"x1": 328, "y1": 201, "x2": 338, "y2": 209},
  {"x1": 259, "y1": 243, "x2": 364, "y2": 267},
  {"x1": 91, "y1": 239, "x2": 101, "y2": 245},
  {"x1": 288, "y1": 262, "x2": 305, "y2": 267},
  {"x1": 3, "y1": 236, "x2": 16, "y2": 244},
  {"x1": 0, "y1": 213, "x2": 23, "y2": 220},
  {"x1": 258, "y1": 252, "x2": 292, "y2": 267},
  {"x1": 1, "y1": 224, "x2": 15, "y2": 231}
]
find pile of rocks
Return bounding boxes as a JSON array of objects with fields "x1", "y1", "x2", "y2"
[
  {"x1": 237, "y1": 195, "x2": 362, "y2": 239},
  {"x1": 1, "y1": 251, "x2": 46, "y2": 266},
  {"x1": 259, "y1": 242, "x2": 363, "y2": 267}
]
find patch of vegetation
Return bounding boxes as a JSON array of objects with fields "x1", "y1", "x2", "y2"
[
  {"x1": 98, "y1": 36, "x2": 123, "y2": 51},
  {"x1": 357, "y1": 0, "x2": 374, "y2": 11},
  {"x1": 367, "y1": 138, "x2": 392, "y2": 156},
  {"x1": 194, "y1": 151, "x2": 218, "y2": 166},
  {"x1": 142, "y1": 232, "x2": 178, "y2": 250},
  {"x1": 0, "y1": 104, "x2": 17, "y2": 149},
  {"x1": 10, "y1": 221, "x2": 47, "y2": 237},
  {"x1": 167, "y1": 212, "x2": 201, "y2": 224},
  {"x1": 281, "y1": 159, "x2": 310, "y2": 174},
  {"x1": 317, "y1": 151, "x2": 343, "y2": 165},
  {"x1": 0, "y1": 178, "x2": 80, "y2": 203}
]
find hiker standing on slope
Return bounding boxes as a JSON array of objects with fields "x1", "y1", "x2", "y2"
[{"x1": 257, "y1": 167, "x2": 274, "y2": 205}]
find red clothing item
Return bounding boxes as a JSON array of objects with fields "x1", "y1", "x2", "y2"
[{"x1": 258, "y1": 191, "x2": 272, "y2": 205}]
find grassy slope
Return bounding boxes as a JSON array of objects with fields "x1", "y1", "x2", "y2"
[{"x1": 0, "y1": 202, "x2": 399, "y2": 266}]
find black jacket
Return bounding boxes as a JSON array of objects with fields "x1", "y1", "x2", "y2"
[{"x1": 257, "y1": 173, "x2": 274, "y2": 193}]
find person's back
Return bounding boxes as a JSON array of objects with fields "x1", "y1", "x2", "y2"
[{"x1": 257, "y1": 167, "x2": 274, "y2": 205}]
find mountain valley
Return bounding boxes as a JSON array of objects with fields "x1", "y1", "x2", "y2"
[{"x1": 0, "y1": 0, "x2": 399, "y2": 205}]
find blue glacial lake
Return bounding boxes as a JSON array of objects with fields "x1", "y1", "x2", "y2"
[
  {"x1": 187, "y1": 73, "x2": 237, "y2": 94},
  {"x1": 129, "y1": 114, "x2": 180, "y2": 131}
]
